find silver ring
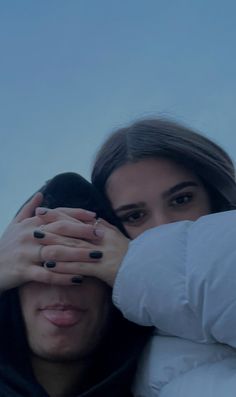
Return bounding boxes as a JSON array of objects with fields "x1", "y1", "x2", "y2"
[
  {"x1": 38, "y1": 245, "x2": 44, "y2": 262},
  {"x1": 93, "y1": 218, "x2": 100, "y2": 227}
]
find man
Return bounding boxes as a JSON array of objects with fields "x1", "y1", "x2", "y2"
[{"x1": 0, "y1": 173, "x2": 149, "y2": 397}]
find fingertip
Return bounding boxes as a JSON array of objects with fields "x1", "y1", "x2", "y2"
[
  {"x1": 35, "y1": 207, "x2": 48, "y2": 216},
  {"x1": 89, "y1": 250, "x2": 103, "y2": 259},
  {"x1": 44, "y1": 261, "x2": 56, "y2": 268},
  {"x1": 71, "y1": 276, "x2": 84, "y2": 284},
  {"x1": 93, "y1": 228, "x2": 105, "y2": 238},
  {"x1": 31, "y1": 192, "x2": 44, "y2": 206},
  {"x1": 85, "y1": 210, "x2": 97, "y2": 217}
]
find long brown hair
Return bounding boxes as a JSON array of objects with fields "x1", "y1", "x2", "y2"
[{"x1": 92, "y1": 118, "x2": 236, "y2": 212}]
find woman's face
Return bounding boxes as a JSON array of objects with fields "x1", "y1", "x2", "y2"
[{"x1": 106, "y1": 158, "x2": 212, "y2": 239}]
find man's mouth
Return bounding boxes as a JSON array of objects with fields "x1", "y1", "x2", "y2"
[{"x1": 40, "y1": 304, "x2": 86, "y2": 328}]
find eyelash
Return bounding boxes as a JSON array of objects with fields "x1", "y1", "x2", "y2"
[
  {"x1": 170, "y1": 192, "x2": 194, "y2": 207},
  {"x1": 118, "y1": 192, "x2": 194, "y2": 225},
  {"x1": 119, "y1": 210, "x2": 146, "y2": 225}
]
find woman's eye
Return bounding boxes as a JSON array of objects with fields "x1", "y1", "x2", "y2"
[
  {"x1": 170, "y1": 193, "x2": 193, "y2": 207},
  {"x1": 119, "y1": 210, "x2": 145, "y2": 224}
]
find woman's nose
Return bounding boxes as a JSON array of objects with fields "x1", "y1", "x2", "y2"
[{"x1": 149, "y1": 211, "x2": 172, "y2": 228}]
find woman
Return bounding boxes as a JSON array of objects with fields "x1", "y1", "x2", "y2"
[
  {"x1": 90, "y1": 118, "x2": 236, "y2": 395},
  {"x1": 22, "y1": 119, "x2": 236, "y2": 395},
  {"x1": 0, "y1": 172, "x2": 149, "y2": 397}
]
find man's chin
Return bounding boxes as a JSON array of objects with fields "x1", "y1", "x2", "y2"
[{"x1": 31, "y1": 345, "x2": 99, "y2": 363}]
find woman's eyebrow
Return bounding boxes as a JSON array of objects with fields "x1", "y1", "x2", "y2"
[
  {"x1": 115, "y1": 202, "x2": 145, "y2": 214},
  {"x1": 163, "y1": 181, "x2": 198, "y2": 197},
  {"x1": 114, "y1": 182, "x2": 198, "y2": 213}
]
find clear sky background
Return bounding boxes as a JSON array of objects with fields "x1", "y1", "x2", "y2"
[{"x1": 1, "y1": 0, "x2": 236, "y2": 234}]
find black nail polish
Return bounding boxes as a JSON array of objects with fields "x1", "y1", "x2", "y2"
[
  {"x1": 45, "y1": 261, "x2": 56, "y2": 268},
  {"x1": 89, "y1": 251, "x2": 103, "y2": 259},
  {"x1": 71, "y1": 276, "x2": 83, "y2": 284},
  {"x1": 33, "y1": 230, "x2": 45, "y2": 239}
]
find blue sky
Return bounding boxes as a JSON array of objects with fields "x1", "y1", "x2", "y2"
[{"x1": 1, "y1": 0, "x2": 236, "y2": 233}]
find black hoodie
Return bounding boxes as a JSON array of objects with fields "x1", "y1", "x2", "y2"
[{"x1": 0, "y1": 173, "x2": 150, "y2": 397}]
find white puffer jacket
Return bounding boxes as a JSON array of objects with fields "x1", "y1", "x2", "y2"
[{"x1": 113, "y1": 210, "x2": 236, "y2": 396}]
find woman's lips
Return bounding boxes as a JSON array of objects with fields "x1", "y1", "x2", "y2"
[{"x1": 40, "y1": 305, "x2": 86, "y2": 327}]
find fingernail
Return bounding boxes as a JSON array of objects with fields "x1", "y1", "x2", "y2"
[
  {"x1": 36, "y1": 207, "x2": 48, "y2": 215},
  {"x1": 93, "y1": 228, "x2": 105, "y2": 238},
  {"x1": 89, "y1": 250, "x2": 103, "y2": 259},
  {"x1": 71, "y1": 276, "x2": 83, "y2": 284},
  {"x1": 44, "y1": 261, "x2": 56, "y2": 268},
  {"x1": 33, "y1": 230, "x2": 45, "y2": 239},
  {"x1": 85, "y1": 210, "x2": 96, "y2": 217}
]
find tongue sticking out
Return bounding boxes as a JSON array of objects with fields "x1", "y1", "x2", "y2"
[{"x1": 42, "y1": 309, "x2": 84, "y2": 327}]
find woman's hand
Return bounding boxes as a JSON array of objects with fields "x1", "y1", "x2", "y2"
[
  {"x1": 0, "y1": 198, "x2": 99, "y2": 293},
  {"x1": 35, "y1": 209, "x2": 130, "y2": 287},
  {"x1": 67, "y1": 219, "x2": 130, "y2": 287},
  {"x1": 0, "y1": 193, "x2": 44, "y2": 293}
]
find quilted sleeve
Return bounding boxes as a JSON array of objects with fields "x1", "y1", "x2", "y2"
[{"x1": 113, "y1": 210, "x2": 236, "y2": 346}]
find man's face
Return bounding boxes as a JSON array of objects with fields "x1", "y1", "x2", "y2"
[{"x1": 19, "y1": 279, "x2": 112, "y2": 362}]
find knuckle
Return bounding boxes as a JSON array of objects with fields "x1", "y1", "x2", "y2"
[
  {"x1": 67, "y1": 248, "x2": 80, "y2": 261},
  {"x1": 44, "y1": 272, "x2": 54, "y2": 283},
  {"x1": 75, "y1": 224, "x2": 92, "y2": 238},
  {"x1": 54, "y1": 207, "x2": 63, "y2": 212},
  {"x1": 44, "y1": 246, "x2": 58, "y2": 259},
  {"x1": 54, "y1": 220, "x2": 67, "y2": 234},
  {"x1": 43, "y1": 208, "x2": 57, "y2": 221},
  {"x1": 65, "y1": 238, "x2": 80, "y2": 248},
  {"x1": 76, "y1": 262, "x2": 86, "y2": 271},
  {"x1": 21, "y1": 218, "x2": 31, "y2": 227},
  {"x1": 85, "y1": 224, "x2": 94, "y2": 234}
]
